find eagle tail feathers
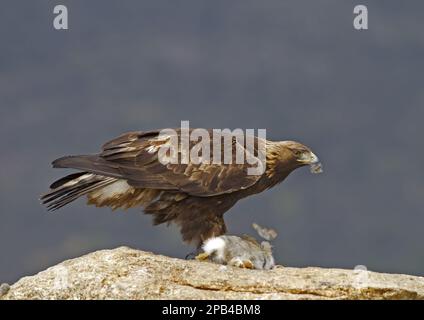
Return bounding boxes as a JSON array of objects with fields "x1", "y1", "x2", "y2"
[
  {"x1": 40, "y1": 172, "x2": 117, "y2": 211},
  {"x1": 52, "y1": 155, "x2": 107, "y2": 171},
  {"x1": 51, "y1": 155, "x2": 124, "y2": 179}
]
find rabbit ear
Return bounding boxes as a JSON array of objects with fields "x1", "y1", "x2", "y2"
[{"x1": 252, "y1": 223, "x2": 278, "y2": 241}]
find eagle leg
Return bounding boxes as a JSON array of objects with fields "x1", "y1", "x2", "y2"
[{"x1": 185, "y1": 248, "x2": 203, "y2": 260}]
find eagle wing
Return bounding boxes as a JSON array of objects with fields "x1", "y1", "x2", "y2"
[{"x1": 53, "y1": 130, "x2": 264, "y2": 197}]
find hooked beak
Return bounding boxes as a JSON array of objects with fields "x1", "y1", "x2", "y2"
[
  {"x1": 298, "y1": 152, "x2": 323, "y2": 174},
  {"x1": 309, "y1": 152, "x2": 323, "y2": 174}
]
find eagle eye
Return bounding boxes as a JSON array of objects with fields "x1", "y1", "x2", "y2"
[{"x1": 293, "y1": 150, "x2": 303, "y2": 158}]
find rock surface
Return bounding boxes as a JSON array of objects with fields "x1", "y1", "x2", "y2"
[{"x1": 1, "y1": 246, "x2": 423, "y2": 300}]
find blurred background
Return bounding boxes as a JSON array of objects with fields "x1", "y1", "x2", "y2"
[{"x1": 1, "y1": 0, "x2": 423, "y2": 283}]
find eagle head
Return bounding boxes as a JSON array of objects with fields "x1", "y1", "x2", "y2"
[{"x1": 267, "y1": 140, "x2": 323, "y2": 175}]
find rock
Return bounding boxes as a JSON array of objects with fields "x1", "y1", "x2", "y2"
[{"x1": 1, "y1": 246, "x2": 423, "y2": 300}]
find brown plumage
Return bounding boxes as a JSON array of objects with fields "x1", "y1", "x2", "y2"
[{"x1": 41, "y1": 129, "x2": 322, "y2": 247}]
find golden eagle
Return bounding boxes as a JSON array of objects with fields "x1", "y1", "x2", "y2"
[{"x1": 41, "y1": 129, "x2": 322, "y2": 247}]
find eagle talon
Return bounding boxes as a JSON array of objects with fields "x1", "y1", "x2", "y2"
[
  {"x1": 185, "y1": 248, "x2": 203, "y2": 260},
  {"x1": 195, "y1": 252, "x2": 210, "y2": 261}
]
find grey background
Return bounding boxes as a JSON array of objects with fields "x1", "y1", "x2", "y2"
[{"x1": 1, "y1": 0, "x2": 423, "y2": 283}]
